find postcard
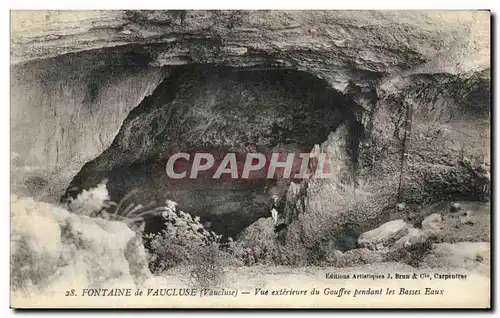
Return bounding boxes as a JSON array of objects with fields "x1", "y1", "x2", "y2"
[{"x1": 10, "y1": 9, "x2": 491, "y2": 309}]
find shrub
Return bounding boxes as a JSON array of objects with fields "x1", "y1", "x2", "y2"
[
  {"x1": 230, "y1": 217, "x2": 308, "y2": 266},
  {"x1": 143, "y1": 200, "x2": 239, "y2": 278},
  {"x1": 231, "y1": 217, "x2": 278, "y2": 265},
  {"x1": 189, "y1": 243, "x2": 236, "y2": 289}
]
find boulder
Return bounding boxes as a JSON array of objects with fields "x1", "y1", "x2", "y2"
[
  {"x1": 357, "y1": 219, "x2": 409, "y2": 250},
  {"x1": 421, "y1": 213, "x2": 444, "y2": 232},
  {"x1": 10, "y1": 195, "x2": 151, "y2": 297},
  {"x1": 450, "y1": 202, "x2": 462, "y2": 212},
  {"x1": 396, "y1": 203, "x2": 406, "y2": 211},
  {"x1": 460, "y1": 211, "x2": 475, "y2": 225},
  {"x1": 391, "y1": 214, "x2": 444, "y2": 250},
  {"x1": 393, "y1": 227, "x2": 424, "y2": 249}
]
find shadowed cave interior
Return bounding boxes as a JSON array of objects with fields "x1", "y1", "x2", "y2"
[{"x1": 63, "y1": 64, "x2": 364, "y2": 239}]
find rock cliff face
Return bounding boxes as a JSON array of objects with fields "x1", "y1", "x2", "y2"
[
  {"x1": 11, "y1": 10, "x2": 490, "y2": 238},
  {"x1": 11, "y1": 51, "x2": 167, "y2": 200}
]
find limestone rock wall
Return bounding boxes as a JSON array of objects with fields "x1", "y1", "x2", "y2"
[{"x1": 11, "y1": 52, "x2": 167, "y2": 200}]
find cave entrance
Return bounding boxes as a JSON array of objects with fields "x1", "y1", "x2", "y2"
[{"x1": 64, "y1": 64, "x2": 360, "y2": 238}]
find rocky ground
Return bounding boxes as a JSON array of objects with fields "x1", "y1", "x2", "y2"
[{"x1": 11, "y1": 194, "x2": 490, "y2": 302}]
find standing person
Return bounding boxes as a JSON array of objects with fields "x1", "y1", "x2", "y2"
[{"x1": 270, "y1": 194, "x2": 280, "y2": 225}]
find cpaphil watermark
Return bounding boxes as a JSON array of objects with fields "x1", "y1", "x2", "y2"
[{"x1": 164, "y1": 145, "x2": 335, "y2": 180}]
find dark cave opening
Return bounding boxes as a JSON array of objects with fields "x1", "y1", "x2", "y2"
[{"x1": 63, "y1": 64, "x2": 365, "y2": 239}]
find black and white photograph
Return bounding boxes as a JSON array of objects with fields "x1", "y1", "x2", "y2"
[{"x1": 9, "y1": 9, "x2": 491, "y2": 309}]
